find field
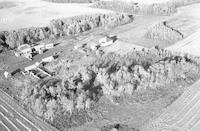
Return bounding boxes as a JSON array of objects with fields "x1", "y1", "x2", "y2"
[
  {"x1": 165, "y1": 4, "x2": 200, "y2": 56},
  {"x1": 142, "y1": 79, "x2": 200, "y2": 131},
  {"x1": 0, "y1": 0, "x2": 111, "y2": 31}
]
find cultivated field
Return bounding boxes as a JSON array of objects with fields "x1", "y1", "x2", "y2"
[
  {"x1": 166, "y1": 4, "x2": 200, "y2": 56},
  {"x1": 167, "y1": 29, "x2": 200, "y2": 56},
  {"x1": 0, "y1": 0, "x2": 111, "y2": 31},
  {"x1": 142, "y1": 79, "x2": 200, "y2": 131}
]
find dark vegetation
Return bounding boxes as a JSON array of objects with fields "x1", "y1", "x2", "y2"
[
  {"x1": 12, "y1": 47, "x2": 200, "y2": 131},
  {"x1": 92, "y1": 0, "x2": 200, "y2": 15},
  {"x1": 43, "y1": 0, "x2": 99, "y2": 3},
  {"x1": 100, "y1": 123, "x2": 140, "y2": 131},
  {"x1": 0, "y1": 13, "x2": 134, "y2": 50}
]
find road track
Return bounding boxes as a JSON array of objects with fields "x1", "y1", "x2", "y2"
[{"x1": 0, "y1": 89, "x2": 59, "y2": 131}]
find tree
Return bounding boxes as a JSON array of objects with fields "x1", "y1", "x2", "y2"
[
  {"x1": 33, "y1": 97, "x2": 45, "y2": 117},
  {"x1": 61, "y1": 96, "x2": 74, "y2": 115},
  {"x1": 44, "y1": 99, "x2": 57, "y2": 121}
]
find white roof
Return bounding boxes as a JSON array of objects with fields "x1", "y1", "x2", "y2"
[
  {"x1": 18, "y1": 44, "x2": 31, "y2": 51},
  {"x1": 24, "y1": 64, "x2": 37, "y2": 71}
]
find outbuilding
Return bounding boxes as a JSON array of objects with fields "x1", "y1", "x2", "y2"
[
  {"x1": 41, "y1": 56, "x2": 55, "y2": 63},
  {"x1": 24, "y1": 64, "x2": 37, "y2": 72},
  {"x1": 99, "y1": 36, "x2": 114, "y2": 47},
  {"x1": 45, "y1": 43, "x2": 54, "y2": 49},
  {"x1": 34, "y1": 44, "x2": 45, "y2": 54}
]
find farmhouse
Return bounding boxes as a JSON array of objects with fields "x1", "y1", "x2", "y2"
[
  {"x1": 18, "y1": 44, "x2": 32, "y2": 54},
  {"x1": 15, "y1": 44, "x2": 33, "y2": 59},
  {"x1": 99, "y1": 36, "x2": 114, "y2": 47}
]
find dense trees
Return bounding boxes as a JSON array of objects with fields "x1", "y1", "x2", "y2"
[
  {"x1": 0, "y1": 13, "x2": 134, "y2": 49},
  {"x1": 145, "y1": 22, "x2": 184, "y2": 43},
  {"x1": 92, "y1": 0, "x2": 200, "y2": 16},
  {"x1": 93, "y1": 1, "x2": 177, "y2": 15},
  {"x1": 21, "y1": 46, "x2": 200, "y2": 124}
]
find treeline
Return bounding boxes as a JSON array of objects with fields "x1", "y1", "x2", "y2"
[
  {"x1": 92, "y1": 0, "x2": 200, "y2": 15},
  {"x1": 43, "y1": 0, "x2": 98, "y2": 3},
  {"x1": 145, "y1": 21, "x2": 184, "y2": 43},
  {"x1": 19, "y1": 47, "x2": 200, "y2": 130},
  {"x1": 0, "y1": 13, "x2": 134, "y2": 49}
]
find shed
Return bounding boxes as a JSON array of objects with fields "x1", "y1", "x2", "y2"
[
  {"x1": 42, "y1": 56, "x2": 55, "y2": 63},
  {"x1": 4, "y1": 71, "x2": 10, "y2": 79},
  {"x1": 99, "y1": 37, "x2": 114, "y2": 47},
  {"x1": 25, "y1": 65, "x2": 37, "y2": 72},
  {"x1": 45, "y1": 43, "x2": 54, "y2": 49}
]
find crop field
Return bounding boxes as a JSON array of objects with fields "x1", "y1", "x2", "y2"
[
  {"x1": 167, "y1": 29, "x2": 200, "y2": 56},
  {"x1": 142, "y1": 79, "x2": 200, "y2": 131}
]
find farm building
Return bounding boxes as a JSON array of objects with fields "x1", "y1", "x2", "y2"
[
  {"x1": 99, "y1": 36, "x2": 114, "y2": 47},
  {"x1": 4, "y1": 69, "x2": 21, "y2": 79},
  {"x1": 18, "y1": 44, "x2": 32, "y2": 54},
  {"x1": 34, "y1": 44, "x2": 45, "y2": 54},
  {"x1": 24, "y1": 64, "x2": 37, "y2": 72},
  {"x1": 15, "y1": 44, "x2": 33, "y2": 59},
  {"x1": 41, "y1": 56, "x2": 55, "y2": 63},
  {"x1": 45, "y1": 43, "x2": 54, "y2": 49}
]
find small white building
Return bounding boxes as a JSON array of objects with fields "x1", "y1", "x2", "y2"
[
  {"x1": 24, "y1": 53, "x2": 32, "y2": 60},
  {"x1": 99, "y1": 37, "x2": 114, "y2": 47},
  {"x1": 34, "y1": 44, "x2": 45, "y2": 54},
  {"x1": 90, "y1": 45, "x2": 97, "y2": 51},
  {"x1": 41, "y1": 56, "x2": 55, "y2": 63},
  {"x1": 4, "y1": 71, "x2": 10, "y2": 79},
  {"x1": 45, "y1": 43, "x2": 54, "y2": 49},
  {"x1": 24, "y1": 64, "x2": 37, "y2": 72}
]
